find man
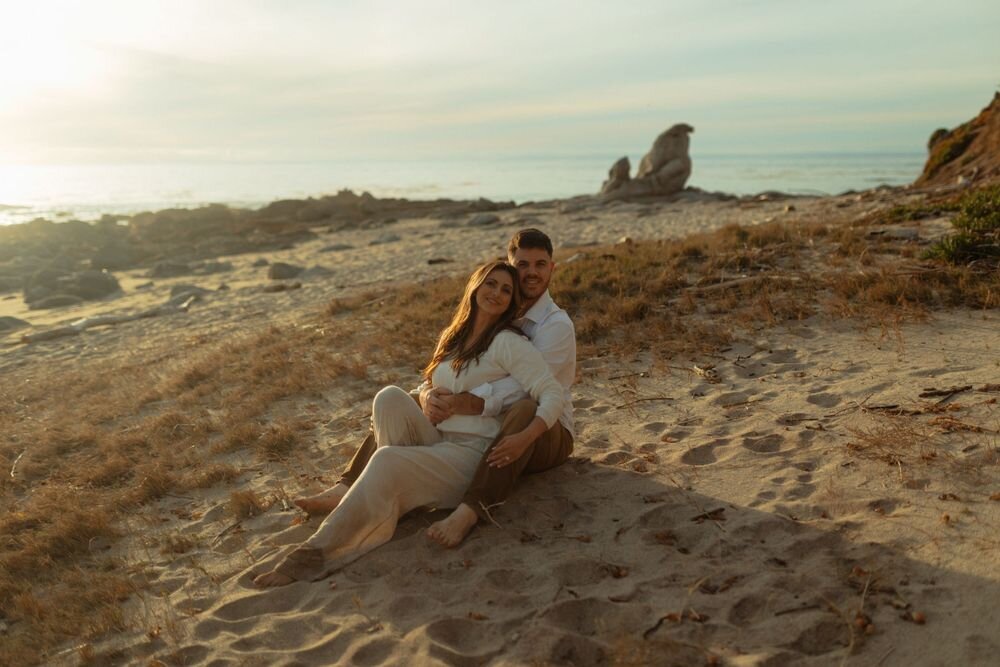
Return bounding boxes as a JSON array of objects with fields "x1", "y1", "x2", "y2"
[{"x1": 294, "y1": 228, "x2": 576, "y2": 547}]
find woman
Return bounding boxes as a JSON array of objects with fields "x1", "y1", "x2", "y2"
[{"x1": 254, "y1": 261, "x2": 563, "y2": 586}]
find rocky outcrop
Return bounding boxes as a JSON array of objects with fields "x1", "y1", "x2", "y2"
[
  {"x1": 0, "y1": 191, "x2": 515, "y2": 302},
  {"x1": 600, "y1": 124, "x2": 694, "y2": 200},
  {"x1": 916, "y1": 92, "x2": 1000, "y2": 188}
]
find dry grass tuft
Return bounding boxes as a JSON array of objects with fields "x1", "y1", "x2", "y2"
[
  {"x1": 160, "y1": 533, "x2": 197, "y2": 555},
  {"x1": 228, "y1": 490, "x2": 269, "y2": 519},
  {"x1": 183, "y1": 463, "x2": 241, "y2": 489}
]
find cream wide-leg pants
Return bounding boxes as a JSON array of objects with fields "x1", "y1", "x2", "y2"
[{"x1": 276, "y1": 386, "x2": 489, "y2": 580}]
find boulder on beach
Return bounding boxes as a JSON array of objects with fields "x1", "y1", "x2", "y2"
[
  {"x1": 148, "y1": 261, "x2": 192, "y2": 278},
  {"x1": 23, "y1": 268, "x2": 121, "y2": 308},
  {"x1": 0, "y1": 316, "x2": 30, "y2": 332},
  {"x1": 268, "y1": 262, "x2": 304, "y2": 280},
  {"x1": 468, "y1": 213, "x2": 500, "y2": 226},
  {"x1": 916, "y1": 92, "x2": 1000, "y2": 188},
  {"x1": 599, "y1": 123, "x2": 694, "y2": 200}
]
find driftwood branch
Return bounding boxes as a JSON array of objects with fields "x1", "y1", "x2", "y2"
[
  {"x1": 21, "y1": 297, "x2": 198, "y2": 344},
  {"x1": 686, "y1": 273, "x2": 800, "y2": 293},
  {"x1": 614, "y1": 396, "x2": 675, "y2": 409}
]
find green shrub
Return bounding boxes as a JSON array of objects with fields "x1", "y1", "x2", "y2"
[{"x1": 924, "y1": 185, "x2": 1000, "y2": 264}]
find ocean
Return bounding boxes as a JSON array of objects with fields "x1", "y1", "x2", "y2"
[{"x1": 0, "y1": 153, "x2": 925, "y2": 226}]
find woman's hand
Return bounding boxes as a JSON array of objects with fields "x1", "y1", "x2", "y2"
[
  {"x1": 421, "y1": 386, "x2": 454, "y2": 425},
  {"x1": 487, "y1": 416, "x2": 547, "y2": 467}
]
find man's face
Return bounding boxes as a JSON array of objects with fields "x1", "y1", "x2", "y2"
[{"x1": 509, "y1": 247, "x2": 554, "y2": 304}]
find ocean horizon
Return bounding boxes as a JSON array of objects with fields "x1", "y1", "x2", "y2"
[{"x1": 0, "y1": 152, "x2": 925, "y2": 226}]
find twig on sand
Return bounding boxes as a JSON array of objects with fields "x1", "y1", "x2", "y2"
[
  {"x1": 825, "y1": 392, "x2": 876, "y2": 417},
  {"x1": 609, "y1": 371, "x2": 648, "y2": 381},
  {"x1": 689, "y1": 508, "x2": 726, "y2": 524},
  {"x1": 858, "y1": 572, "x2": 873, "y2": 615},
  {"x1": 918, "y1": 385, "x2": 972, "y2": 403},
  {"x1": 876, "y1": 647, "x2": 896, "y2": 666},
  {"x1": 20, "y1": 299, "x2": 196, "y2": 344},
  {"x1": 665, "y1": 364, "x2": 721, "y2": 383},
  {"x1": 212, "y1": 520, "x2": 242, "y2": 546},
  {"x1": 666, "y1": 474, "x2": 726, "y2": 532},
  {"x1": 686, "y1": 273, "x2": 800, "y2": 293},
  {"x1": 773, "y1": 603, "x2": 822, "y2": 616},
  {"x1": 9, "y1": 449, "x2": 25, "y2": 479},
  {"x1": 478, "y1": 501, "x2": 505, "y2": 529},
  {"x1": 614, "y1": 396, "x2": 675, "y2": 409}
]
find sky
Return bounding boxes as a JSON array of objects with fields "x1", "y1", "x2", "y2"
[{"x1": 1, "y1": 0, "x2": 998, "y2": 164}]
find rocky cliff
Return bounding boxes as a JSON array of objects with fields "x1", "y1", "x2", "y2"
[{"x1": 916, "y1": 92, "x2": 1000, "y2": 188}]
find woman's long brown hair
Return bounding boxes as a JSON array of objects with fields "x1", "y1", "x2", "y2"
[{"x1": 422, "y1": 261, "x2": 523, "y2": 381}]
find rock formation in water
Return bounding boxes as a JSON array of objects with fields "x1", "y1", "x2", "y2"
[
  {"x1": 600, "y1": 123, "x2": 694, "y2": 200},
  {"x1": 916, "y1": 92, "x2": 1000, "y2": 188}
]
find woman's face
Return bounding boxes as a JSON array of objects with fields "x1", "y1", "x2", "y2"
[{"x1": 475, "y1": 268, "x2": 515, "y2": 320}]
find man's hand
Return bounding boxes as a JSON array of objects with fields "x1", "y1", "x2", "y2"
[
  {"x1": 448, "y1": 392, "x2": 486, "y2": 416},
  {"x1": 421, "y1": 386, "x2": 454, "y2": 425}
]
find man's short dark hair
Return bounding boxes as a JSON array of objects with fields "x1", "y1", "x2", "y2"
[{"x1": 508, "y1": 228, "x2": 553, "y2": 258}]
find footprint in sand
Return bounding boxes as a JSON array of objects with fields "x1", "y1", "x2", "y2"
[
  {"x1": 529, "y1": 631, "x2": 609, "y2": 666},
  {"x1": 741, "y1": 433, "x2": 785, "y2": 454},
  {"x1": 775, "y1": 412, "x2": 817, "y2": 426},
  {"x1": 714, "y1": 391, "x2": 754, "y2": 407},
  {"x1": 551, "y1": 558, "x2": 628, "y2": 587},
  {"x1": 156, "y1": 645, "x2": 210, "y2": 665},
  {"x1": 761, "y1": 348, "x2": 799, "y2": 365},
  {"x1": 786, "y1": 616, "x2": 851, "y2": 657},
  {"x1": 425, "y1": 617, "x2": 498, "y2": 655},
  {"x1": 295, "y1": 633, "x2": 354, "y2": 664},
  {"x1": 483, "y1": 568, "x2": 531, "y2": 590},
  {"x1": 349, "y1": 637, "x2": 398, "y2": 667},
  {"x1": 595, "y1": 450, "x2": 635, "y2": 466},
  {"x1": 541, "y1": 597, "x2": 627, "y2": 635},
  {"x1": 782, "y1": 483, "x2": 816, "y2": 501},
  {"x1": 806, "y1": 391, "x2": 841, "y2": 408},
  {"x1": 785, "y1": 532, "x2": 841, "y2": 559},
  {"x1": 749, "y1": 490, "x2": 777, "y2": 507},
  {"x1": 574, "y1": 398, "x2": 596, "y2": 409},
  {"x1": 727, "y1": 593, "x2": 767, "y2": 626},
  {"x1": 212, "y1": 588, "x2": 303, "y2": 621},
  {"x1": 680, "y1": 440, "x2": 722, "y2": 465}
]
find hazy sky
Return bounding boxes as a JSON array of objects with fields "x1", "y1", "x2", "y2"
[{"x1": 2, "y1": 0, "x2": 998, "y2": 164}]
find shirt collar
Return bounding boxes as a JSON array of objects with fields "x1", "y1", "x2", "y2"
[{"x1": 521, "y1": 290, "x2": 556, "y2": 324}]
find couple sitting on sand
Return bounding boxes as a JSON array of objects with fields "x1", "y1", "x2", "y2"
[{"x1": 255, "y1": 228, "x2": 576, "y2": 586}]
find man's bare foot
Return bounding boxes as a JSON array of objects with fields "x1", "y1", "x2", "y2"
[
  {"x1": 253, "y1": 570, "x2": 295, "y2": 587},
  {"x1": 426, "y1": 503, "x2": 478, "y2": 548},
  {"x1": 294, "y1": 483, "x2": 348, "y2": 516}
]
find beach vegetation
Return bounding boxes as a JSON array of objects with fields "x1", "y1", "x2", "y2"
[
  {"x1": 924, "y1": 185, "x2": 1000, "y2": 265},
  {"x1": 923, "y1": 125, "x2": 974, "y2": 179}
]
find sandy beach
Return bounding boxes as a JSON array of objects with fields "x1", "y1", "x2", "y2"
[{"x1": 1, "y1": 180, "x2": 998, "y2": 667}]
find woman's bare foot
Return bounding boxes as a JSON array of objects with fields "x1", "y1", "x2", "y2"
[
  {"x1": 426, "y1": 503, "x2": 478, "y2": 547},
  {"x1": 253, "y1": 570, "x2": 295, "y2": 587},
  {"x1": 294, "y1": 483, "x2": 348, "y2": 516}
]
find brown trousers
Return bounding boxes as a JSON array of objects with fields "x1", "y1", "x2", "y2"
[{"x1": 339, "y1": 398, "x2": 573, "y2": 520}]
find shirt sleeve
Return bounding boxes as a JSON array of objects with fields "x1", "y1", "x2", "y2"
[
  {"x1": 529, "y1": 316, "x2": 576, "y2": 390},
  {"x1": 468, "y1": 315, "x2": 575, "y2": 416},
  {"x1": 493, "y1": 332, "x2": 564, "y2": 429},
  {"x1": 468, "y1": 378, "x2": 529, "y2": 417}
]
